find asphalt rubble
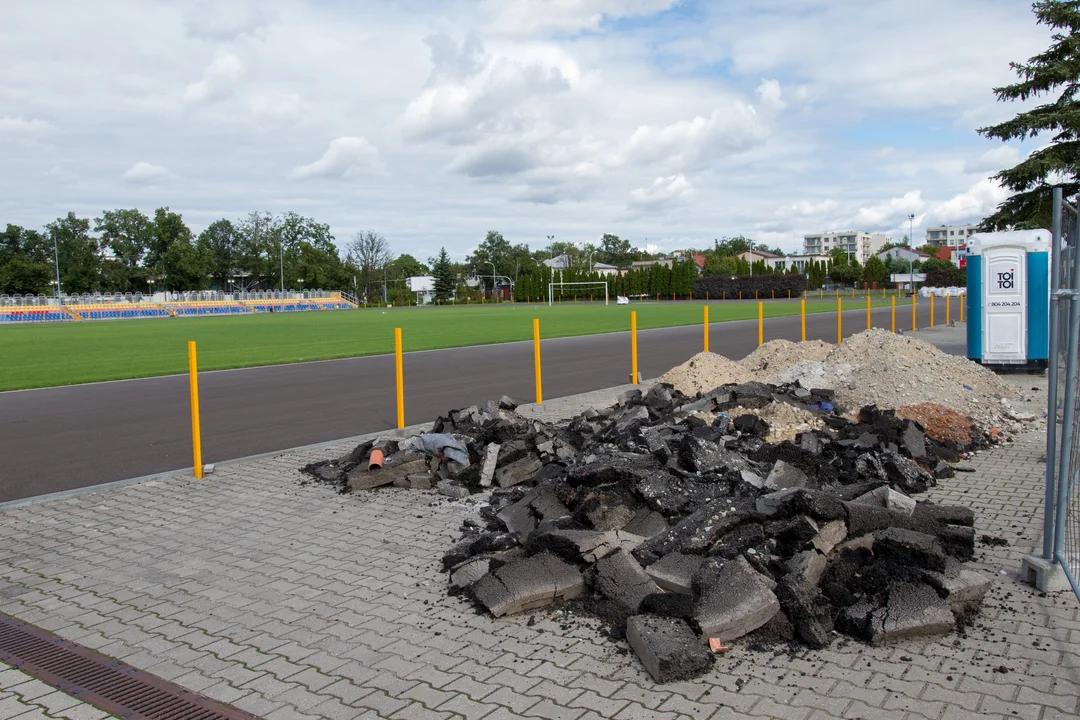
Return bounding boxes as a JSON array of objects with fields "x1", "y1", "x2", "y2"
[{"x1": 302, "y1": 375, "x2": 999, "y2": 684}]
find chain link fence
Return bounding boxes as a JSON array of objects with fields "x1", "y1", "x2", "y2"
[{"x1": 1047, "y1": 188, "x2": 1080, "y2": 600}]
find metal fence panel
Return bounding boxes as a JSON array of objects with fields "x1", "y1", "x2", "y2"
[{"x1": 1050, "y1": 189, "x2": 1080, "y2": 600}]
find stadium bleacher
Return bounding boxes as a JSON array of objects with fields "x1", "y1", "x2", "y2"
[
  {"x1": 0, "y1": 307, "x2": 68, "y2": 323},
  {"x1": 67, "y1": 303, "x2": 171, "y2": 320},
  {"x1": 168, "y1": 301, "x2": 251, "y2": 316},
  {"x1": 0, "y1": 291, "x2": 358, "y2": 323}
]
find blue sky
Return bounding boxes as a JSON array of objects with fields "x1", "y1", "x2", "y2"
[{"x1": 0, "y1": 0, "x2": 1053, "y2": 261}]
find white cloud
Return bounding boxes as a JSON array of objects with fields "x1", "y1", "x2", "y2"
[
  {"x1": 931, "y1": 178, "x2": 1008, "y2": 224},
  {"x1": 790, "y1": 199, "x2": 837, "y2": 217},
  {"x1": 249, "y1": 93, "x2": 301, "y2": 120},
  {"x1": 183, "y1": 2, "x2": 277, "y2": 41},
  {"x1": 183, "y1": 50, "x2": 243, "y2": 104},
  {"x1": 0, "y1": 116, "x2": 51, "y2": 136},
  {"x1": 0, "y1": 0, "x2": 1056, "y2": 260},
  {"x1": 964, "y1": 146, "x2": 1019, "y2": 174},
  {"x1": 122, "y1": 162, "x2": 170, "y2": 184},
  {"x1": 291, "y1": 137, "x2": 382, "y2": 180},
  {"x1": 628, "y1": 174, "x2": 696, "y2": 211},
  {"x1": 851, "y1": 191, "x2": 926, "y2": 228},
  {"x1": 483, "y1": 0, "x2": 681, "y2": 34},
  {"x1": 403, "y1": 35, "x2": 572, "y2": 144}
]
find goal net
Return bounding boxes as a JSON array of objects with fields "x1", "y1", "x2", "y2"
[{"x1": 548, "y1": 281, "x2": 609, "y2": 306}]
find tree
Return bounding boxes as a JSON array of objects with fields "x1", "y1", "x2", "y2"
[
  {"x1": 979, "y1": 1, "x2": 1080, "y2": 230},
  {"x1": 432, "y1": 247, "x2": 455, "y2": 302},
  {"x1": 861, "y1": 256, "x2": 890, "y2": 285},
  {"x1": 280, "y1": 213, "x2": 340, "y2": 290},
  {"x1": 598, "y1": 234, "x2": 633, "y2": 267},
  {"x1": 147, "y1": 207, "x2": 194, "y2": 291},
  {"x1": 197, "y1": 220, "x2": 238, "y2": 290},
  {"x1": 386, "y1": 253, "x2": 429, "y2": 279},
  {"x1": 467, "y1": 231, "x2": 515, "y2": 291},
  {"x1": 0, "y1": 224, "x2": 52, "y2": 295},
  {"x1": 345, "y1": 231, "x2": 392, "y2": 300},
  {"x1": 94, "y1": 209, "x2": 152, "y2": 291},
  {"x1": 234, "y1": 211, "x2": 281, "y2": 290},
  {"x1": 46, "y1": 213, "x2": 100, "y2": 294}
]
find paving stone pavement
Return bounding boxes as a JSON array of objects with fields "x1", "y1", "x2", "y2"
[{"x1": 1, "y1": 374, "x2": 1077, "y2": 720}]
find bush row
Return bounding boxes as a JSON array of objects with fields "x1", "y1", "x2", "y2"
[{"x1": 691, "y1": 274, "x2": 808, "y2": 300}]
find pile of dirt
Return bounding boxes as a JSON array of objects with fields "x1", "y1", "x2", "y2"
[
  {"x1": 740, "y1": 339, "x2": 834, "y2": 374},
  {"x1": 658, "y1": 352, "x2": 751, "y2": 396},
  {"x1": 897, "y1": 404, "x2": 977, "y2": 446},
  {"x1": 825, "y1": 330, "x2": 1020, "y2": 429}
]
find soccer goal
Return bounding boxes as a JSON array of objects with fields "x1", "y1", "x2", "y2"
[{"x1": 548, "y1": 281, "x2": 609, "y2": 306}]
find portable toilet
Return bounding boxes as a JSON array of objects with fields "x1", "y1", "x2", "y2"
[{"x1": 965, "y1": 230, "x2": 1050, "y2": 369}]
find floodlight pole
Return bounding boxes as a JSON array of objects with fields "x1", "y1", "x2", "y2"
[
  {"x1": 52, "y1": 234, "x2": 62, "y2": 309},
  {"x1": 279, "y1": 239, "x2": 284, "y2": 312},
  {"x1": 908, "y1": 213, "x2": 915, "y2": 294}
]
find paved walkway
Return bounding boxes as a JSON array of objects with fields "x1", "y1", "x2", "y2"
[{"x1": 1, "y1": 360, "x2": 1077, "y2": 720}]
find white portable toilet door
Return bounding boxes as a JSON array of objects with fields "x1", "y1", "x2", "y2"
[{"x1": 982, "y1": 247, "x2": 1027, "y2": 363}]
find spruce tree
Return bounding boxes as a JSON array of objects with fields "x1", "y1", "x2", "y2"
[
  {"x1": 432, "y1": 247, "x2": 455, "y2": 303},
  {"x1": 980, "y1": 1, "x2": 1080, "y2": 229}
]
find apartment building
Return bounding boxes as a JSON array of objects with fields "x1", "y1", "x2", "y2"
[
  {"x1": 925, "y1": 225, "x2": 977, "y2": 247},
  {"x1": 802, "y1": 232, "x2": 889, "y2": 265}
]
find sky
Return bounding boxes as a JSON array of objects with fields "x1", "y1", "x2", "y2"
[{"x1": 0, "y1": 0, "x2": 1054, "y2": 262}]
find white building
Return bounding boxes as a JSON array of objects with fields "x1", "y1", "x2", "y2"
[
  {"x1": 736, "y1": 249, "x2": 787, "y2": 270},
  {"x1": 591, "y1": 262, "x2": 619, "y2": 276},
  {"x1": 876, "y1": 247, "x2": 933, "y2": 265},
  {"x1": 925, "y1": 225, "x2": 977, "y2": 247},
  {"x1": 772, "y1": 254, "x2": 832, "y2": 272},
  {"x1": 802, "y1": 232, "x2": 889, "y2": 264}
]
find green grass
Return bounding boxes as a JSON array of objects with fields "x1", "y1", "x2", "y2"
[{"x1": 0, "y1": 297, "x2": 899, "y2": 391}]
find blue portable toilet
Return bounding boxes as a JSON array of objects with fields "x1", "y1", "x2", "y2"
[{"x1": 966, "y1": 230, "x2": 1051, "y2": 370}]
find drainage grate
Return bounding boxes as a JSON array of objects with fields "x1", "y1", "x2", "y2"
[{"x1": 0, "y1": 613, "x2": 259, "y2": 720}]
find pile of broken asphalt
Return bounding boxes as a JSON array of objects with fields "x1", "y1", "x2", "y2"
[{"x1": 302, "y1": 381, "x2": 995, "y2": 684}]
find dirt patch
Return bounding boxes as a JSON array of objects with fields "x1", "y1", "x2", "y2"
[
  {"x1": 740, "y1": 339, "x2": 834, "y2": 374},
  {"x1": 658, "y1": 352, "x2": 751, "y2": 396},
  {"x1": 896, "y1": 404, "x2": 977, "y2": 446}
]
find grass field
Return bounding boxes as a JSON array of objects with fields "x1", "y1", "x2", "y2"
[{"x1": 0, "y1": 298, "x2": 899, "y2": 391}]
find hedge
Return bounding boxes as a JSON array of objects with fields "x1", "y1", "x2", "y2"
[{"x1": 692, "y1": 274, "x2": 808, "y2": 299}]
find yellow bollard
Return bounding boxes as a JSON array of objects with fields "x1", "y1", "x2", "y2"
[
  {"x1": 758, "y1": 302, "x2": 764, "y2": 346},
  {"x1": 706, "y1": 291, "x2": 709, "y2": 301},
  {"x1": 187, "y1": 341, "x2": 203, "y2": 480},
  {"x1": 946, "y1": 294, "x2": 951, "y2": 325},
  {"x1": 852, "y1": 288, "x2": 855, "y2": 299},
  {"x1": 395, "y1": 327, "x2": 405, "y2": 429},
  {"x1": 772, "y1": 289, "x2": 775, "y2": 299},
  {"x1": 788, "y1": 289, "x2": 791, "y2": 299},
  {"x1": 703, "y1": 305, "x2": 709, "y2": 353},
  {"x1": 755, "y1": 290, "x2": 759, "y2": 300},
  {"x1": 630, "y1": 311, "x2": 638, "y2": 385},
  {"x1": 800, "y1": 299, "x2": 806, "y2": 342},
  {"x1": 837, "y1": 298, "x2": 843, "y2": 344},
  {"x1": 533, "y1": 318, "x2": 542, "y2": 405},
  {"x1": 960, "y1": 293, "x2": 965, "y2": 323},
  {"x1": 930, "y1": 294, "x2": 935, "y2": 328},
  {"x1": 866, "y1": 294, "x2": 871, "y2": 330},
  {"x1": 739, "y1": 290, "x2": 742, "y2": 300},
  {"x1": 891, "y1": 297, "x2": 896, "y2": 333}
]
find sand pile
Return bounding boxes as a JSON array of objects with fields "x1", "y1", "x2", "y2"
[
  {"x1": 740, "y1": 339, "x2": 834, "y2": 374},
  {"x1": 824, "y1": 330, "x2": 1019, "y2": 428},
  {"x1": 665, "y1": 330, "x2": 1023, "y2": 431},
  {"x1": 658, "y1": 352, "x2": 751, "y2": 396}
]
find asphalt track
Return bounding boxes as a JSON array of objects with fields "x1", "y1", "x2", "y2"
[{"x1": 0, "y1": 302, "x2": 941, "y2": 502}]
